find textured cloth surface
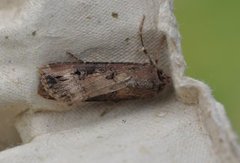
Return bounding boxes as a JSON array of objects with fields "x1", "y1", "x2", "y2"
[
  {"x1": 2, "y1": 97, "x2": 219, "y2": 163},
  {"x1": 0, "y1": 0, "x2": 239, "y2": 163}
]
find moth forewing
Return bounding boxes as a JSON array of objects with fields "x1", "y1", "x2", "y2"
[{"x1": 38, "y1": 62, "x2": 170, "y2": 105}]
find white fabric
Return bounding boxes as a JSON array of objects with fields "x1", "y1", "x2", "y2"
[{"x1": 0, "y1": 0, "x2": 239, "y2": 162}]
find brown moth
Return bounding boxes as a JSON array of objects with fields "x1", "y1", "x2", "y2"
[{"x1": 38, "y1": 16, "x2": 171, "y2": 105}]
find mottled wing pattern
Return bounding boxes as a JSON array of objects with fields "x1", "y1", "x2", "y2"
[
  {"x1": 38, "y1": 62, "x2": 169, "y2": 104},
  {"x1": 39, "y1": 62, "x2": 133, "y2": 104}
]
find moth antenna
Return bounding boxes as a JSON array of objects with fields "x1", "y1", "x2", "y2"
[
  {"x1": 139, "y1": 15, "x2": 154, "y2": 65},
  {"x1": 66, "y1": 51, "x2": 84, "y2": 63}
]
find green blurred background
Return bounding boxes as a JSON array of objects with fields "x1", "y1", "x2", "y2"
[{"x1": 174, "y1": 0, "x2": 240, "y2": 136}]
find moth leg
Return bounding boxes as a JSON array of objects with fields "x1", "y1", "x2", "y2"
[
  {"x1": 139, "y1": 15, "x2": 154, "y2": 65},
  {"x1": 66, "y1": 51, "x2": 84, "y2": 63},
  {"x1": 100, "y1": 107, "x2": 113, "y2": 117}
]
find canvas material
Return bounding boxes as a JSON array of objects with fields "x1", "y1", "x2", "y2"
[{"x1": 0, "y1": 0, "x2": 239, "y2": 162}]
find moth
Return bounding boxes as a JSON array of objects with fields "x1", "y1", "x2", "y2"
[{"x1": 38, "y1": 16, "x2": 171, "y2": 105}]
